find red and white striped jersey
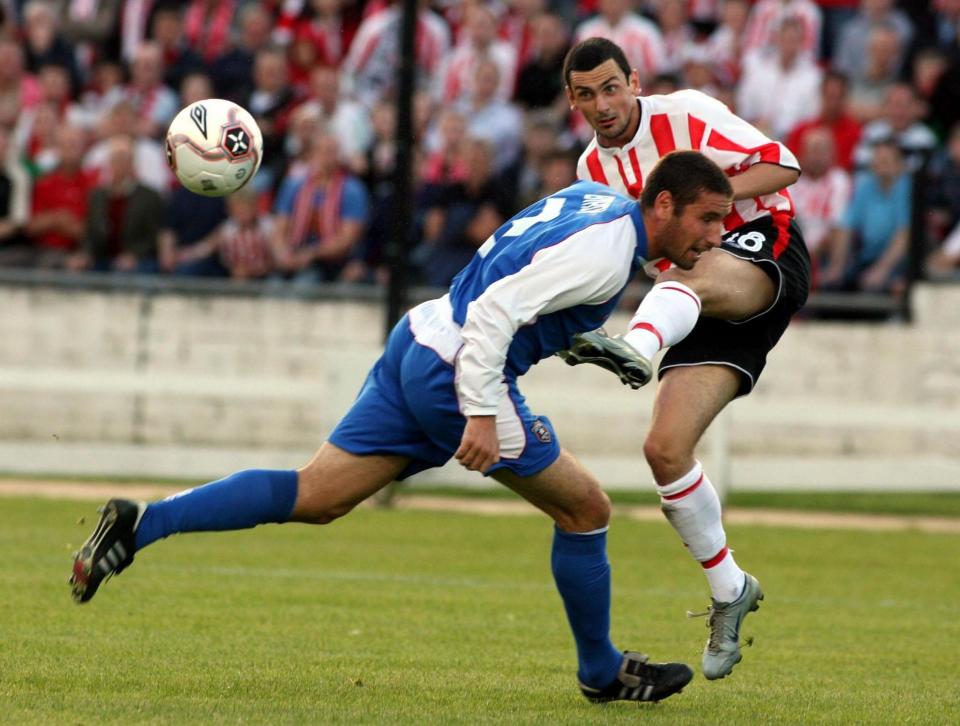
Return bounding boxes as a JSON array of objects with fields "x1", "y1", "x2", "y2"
[
  {"x1": 573, "y1": 13, "x2": 665, "y2": 83},
  {"x1": 434, "y1": 40, "x2": 518, "y2": 103},
  {"x1": 219, "y1": 217, "x2": 276, "y2": 279},
  {"x1": 576, "y1": 90, "x2": 800, "y2": 233},
  {"x1": 742, "y1": 0, "x2": 822, "y2": 60},
  {"x1": 791, "y1": 168, "x2": 850, "y2": 254}
]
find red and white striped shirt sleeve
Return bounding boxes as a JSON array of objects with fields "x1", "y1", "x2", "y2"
[{"x1": 680, "y1": 90, "x2": 800, "y2": 173}]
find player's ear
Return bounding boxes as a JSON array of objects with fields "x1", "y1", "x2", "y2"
[
  {"x1": 629, "y1": 69, "x2": 641, "y2": 95},
  {"x1": 655, "y1": 190, "x2": 675, "y2": 220},
  {"x1": 565, "y1": 83, "x2": 576, "y2": 110}
]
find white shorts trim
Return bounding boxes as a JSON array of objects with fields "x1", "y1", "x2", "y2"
[{"x1": 658, "y1": 360, "x2": 756, "y2": 395}]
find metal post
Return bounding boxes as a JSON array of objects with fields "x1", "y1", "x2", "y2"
[{"x1": 384, "y1": 0, "x2": 418, "y2": 339}]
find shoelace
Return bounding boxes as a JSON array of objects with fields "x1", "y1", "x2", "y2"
[{"x1": 685, "y1": 606, "x2": 753, "y2": 651}]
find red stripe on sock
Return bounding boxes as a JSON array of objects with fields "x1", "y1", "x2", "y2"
[
  {"x1": 701, "y1": 546, "x2": 729, "y2": 569},
  {"x1": 660, "y1": 285, "x2": 701, "y2": 312},
  {"x1": 629, "y1": 322, "x2": 662, "y2": 347},
  {"x1": 662, "y1": 473, "x2": 704, "y2": 501}
]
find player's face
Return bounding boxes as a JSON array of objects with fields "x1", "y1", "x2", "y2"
[
  {"x1": 567, "y1": 59, "x2": 640, "y2": 148},
  {"x1": 656, "y1": 191, "x2": 731, "y2": 270}
]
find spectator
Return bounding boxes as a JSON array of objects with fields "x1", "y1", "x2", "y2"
[
  {"x1": 209, "y1": 3, "x2": 275, "y2": 102},
  {"x1": 74, "y1": 134, "x2": 165, "y2": 273},
  {"x1": 293, "y1": 64, "x2": 373, "y2": 173},
  {"x1": 820, "y1": 137, "x2": 910, "y2": 294},
  {"x1": 846, "y1": 23, "x2": 903, "y2": 121},
  {"x1": 196, "y1": 187, "x2": 276, "y2": 281},
  {"x1": 414, "y1": 137, "x2": 514, "y2": 288},
  {"x1": 742, "y1": 0, "x2": 822, "y2": 61},
  {"x1": 924, "y1": 122, "x2": 960, "y2": 247},
  {"x1": 84, "y1": 100, "x2": 172, "y2": 195},
  {"x1": 150, "y1": 4, "x2": 205, "y2": 94},
  {"x1": 21, "y1": 0, "x2": 80, "y2": 91},
  {"x1": 341, "y1": 0, "x2": 450, "y2": 109},
  {"x1": 0, "y1": 125, "x2": 33, "y2": 266},
  {"x1": 178, "y1": 71, "x2": 214, "y2": 107},
  {"x1": 57, "y1": 0, "x2": 122, "y2": 75},
  {"x1": 456, "y1": 57, "x2": 524, "y2": 175},
  {"x1": 514, "y1": 113, "x2": 561, "y2": 208},
  {"x1": 19, "y1": 124, "x2": 94, "y2": 268},
  {"x1": 158, "y1": 184, "x2": 228, "y2": 277},
  {"x1": 705, "y1": 0, "x2": 750, "y2": 85},
  {"x1": 75, "y1": 58, "x2": 125, "y2": 128},
  {"x1": 535, "y1": 148, "x2": 578, "y2": 197},
  {"x1": 833, "y1": 0, "x2": 913, "y2": 85},
  {"x1": 926, "y1": 219, "x2": 960, "y2": 275},
  {"x1": 736, "y1": 16, "x2": 823, "y2": 139},
  {"x1": 271, "y1": 130, "x2": 370, "y2": 284},
  {"x1": 790, "y1": 127, "x2": 852, "y2": 284},
  {"x1": 0, "y1": 40, "x2": 41, "y2": 128},
  {"x1": 655, "y1": 0, "x2": 696, "y2": 76},
  {"x1": 436, "y1": 2, "x2": 518, "y2": 103},
  {"x1": 574, "y1": 0, "x2": 664, "y2": 85},
  {"x1": 182, "y1": 0, "x2": 241, "y2": 65},
  {"x1": 124, "y1": 41, "x2": 180, "y2": 139},
  {"x1": 786, "y1": 70, "x2": 863, "y2": 170},
  {"x1": 244, "y1": 47, "x2": 298, "y2": 192},
  {"x1": 852, "y1": 83, "x2": 938, "y2": 171},
  {"x1": 513, "y1": 11, "x2": 570, "y2": 117},
  {"x1": 679, "y1": 44, "x2": 721, "y2": 97},
  {"x1": 422, "y1": 107, "x2": 469, "y2": 187},
  {"x1": 12, "y1": 63, "x2": 86, "y2": 174},
  {"x1": 288, "y1": 0, "x2": 354, "y2": 69},
  {"x1": 500, "y1": 0, "x2": 546, "y2": 71}
]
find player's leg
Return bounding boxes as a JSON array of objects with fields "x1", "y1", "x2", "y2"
[
  {"x1": 494, "y1": 452, "x2": 693, "y2": 703},
  {"x1": 622, "y1": 250, "x2": 776, "y2": 361},
  {"x1": 70, "y1": 445, "x2": 410, "y2": 603},
  {"x1": 645, "y1": 365, "x2": 762, "y2": 679}
]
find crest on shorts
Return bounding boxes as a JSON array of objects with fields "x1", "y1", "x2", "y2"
[{"x1": 530, "y1": 419, "x2": 552, "y2": 443}]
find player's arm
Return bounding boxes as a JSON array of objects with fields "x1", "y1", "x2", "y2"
[
  {"x1": 728, "y1": 163, "x2": 800, "y2": 201},
  {"x1": 454, "y1": 217, "x2": 636, "y2": 471}
]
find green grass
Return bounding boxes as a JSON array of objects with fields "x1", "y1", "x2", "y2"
[
  {"x1": 407, "y1": 484, "x2": 960, "y2": 518},
  {"x1": 2, "y1": 497, "x2": 959, "y2": 724}
]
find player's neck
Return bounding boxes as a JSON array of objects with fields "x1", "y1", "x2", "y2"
[{"x1": 597, "y1": 100, "x2": 641, "y2": 149}]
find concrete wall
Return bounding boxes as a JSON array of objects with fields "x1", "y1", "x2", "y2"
[{"x1": 1, "y1": 282, "x2": 957, "y2": 491}]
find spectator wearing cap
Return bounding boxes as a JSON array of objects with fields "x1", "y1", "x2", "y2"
[{"x1": 852, "y1": 82, "x2": 937, "y2": 171}]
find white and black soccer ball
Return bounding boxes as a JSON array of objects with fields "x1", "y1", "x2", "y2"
[{"x1": 165, "y1": 99, "x2": 263, "y2": 197}]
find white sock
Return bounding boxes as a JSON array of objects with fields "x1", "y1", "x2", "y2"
[
  {"x1": 657, "y1": 461, "x2": 745, "y2": 602},
  {"x1": 622, "y1": 281, "x2": 701, "y2": 360}
]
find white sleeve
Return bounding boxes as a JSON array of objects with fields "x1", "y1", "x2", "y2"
[{"x1": 456, "y1": 215, "x2": 638, "y2": 415}]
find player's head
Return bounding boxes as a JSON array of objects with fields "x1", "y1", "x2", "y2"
[
  {"x1": 564, "y1": 38, "x2": 640, "y2": 148},
  {"x1": 640, "y1": 151, "x2": 733, "y2": 270}
]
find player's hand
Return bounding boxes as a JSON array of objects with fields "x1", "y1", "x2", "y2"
[{"x1": 455, "y1": 415, "x2": 500, "y2": 474}]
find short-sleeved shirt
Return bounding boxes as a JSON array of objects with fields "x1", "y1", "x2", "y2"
[{"x1": 841, "y1": 172, "x2": 911, "y2": 264}]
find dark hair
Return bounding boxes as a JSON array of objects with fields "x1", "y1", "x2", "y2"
[
  {"x1": 562, "y1": 38, "x2": 631, "y2": 88},
  {"x1": 640, "y1": 151, "x2": 733, "y2": 212}
]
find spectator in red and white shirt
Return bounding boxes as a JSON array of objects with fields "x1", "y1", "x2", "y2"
[
  {"x1": 654, "y1": 0, "x2": 697, "y2": 77},
  {"x1": 574, "y1": 0, "x2": 665, "y2": 85},
  {"x1": 790, "y1": 126, "x2": 851, "y2": 283},
  {"x1": 742, "y1": 0, "x2": 822, "y2": 62},
  {"x1": 435, "y1": 2, "x2": 518, "y2": 103},
  {"x1": 341, "y1": 0, "x2": 450, "y2": 109},
  {"x1": 705, "y1": 0, "x2": 750, "y2": 86},
  {"x1": 499, "y1": 0, "x2": 545, "y2": 70},
  {"x1": 214, "y1": 188, "x2": 277, "y2": 281},
  {"x1": 0, "y1": 39, "x2": 42, "y2": 128},
  {"x1": 124, "y1": 41, "x2": 179, "y2": 140}
]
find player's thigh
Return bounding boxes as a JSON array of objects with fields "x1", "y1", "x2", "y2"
[
  {"x1": 492, "y1": 448, "x2": 610, "y2": 533},
  {"x1": 292, "y1": 442, "x2": 410, "y2": 523},
  {"x1": 660, "y1": 249, "x2": 776, "y2": 320},
  {"x1": 646, "y1": 365, "x2": 740, "y2": 479}
]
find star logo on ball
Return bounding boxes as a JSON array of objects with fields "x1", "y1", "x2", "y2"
[{"x1": 221, "y1": 125, "x2": 251, "y2": 158}]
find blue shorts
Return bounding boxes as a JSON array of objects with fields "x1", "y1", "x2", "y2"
[{"x1": 329, "y1": 315, "x2": 561, "y2": 480}]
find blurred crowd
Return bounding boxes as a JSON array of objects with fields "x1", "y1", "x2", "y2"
[{"x1": 0, "y1": 0, "x2": 959, "y2": 294}]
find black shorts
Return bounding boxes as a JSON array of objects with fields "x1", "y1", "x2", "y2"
[{"x1": 659, "y1": 214, "x2": 811, "y2": 397}]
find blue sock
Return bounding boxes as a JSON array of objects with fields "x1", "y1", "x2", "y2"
[
  {"x1": 551, "y1": 526, "x2": 623, "y2": 688},
  {"x1": 135, "y1": 469, "x2": 299, "y2": 551}
]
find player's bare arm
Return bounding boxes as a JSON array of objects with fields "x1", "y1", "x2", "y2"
[{"x1": 728, "y1": 162, "x2": 800, "y2": 200}]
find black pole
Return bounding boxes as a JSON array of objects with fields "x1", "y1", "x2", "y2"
[
  {"x1": 903, "y1": 151, "x2": 931, "y2": 323},
  {"x1": 384, "y1": 0, "x2": 419, "y2": 340}
]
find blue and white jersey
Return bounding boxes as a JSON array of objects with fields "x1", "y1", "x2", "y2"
[{"x1": 410, "y1": 180, "x2": 649, "y2": 416}]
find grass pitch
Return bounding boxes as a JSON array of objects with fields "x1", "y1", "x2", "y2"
[{"x1": 2, "y1": 496, "x2": 959, "y2": 724}]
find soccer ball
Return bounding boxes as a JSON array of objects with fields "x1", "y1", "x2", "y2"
[{"x1": 165, "y1": 99, "x2": 263, "y2": 197}]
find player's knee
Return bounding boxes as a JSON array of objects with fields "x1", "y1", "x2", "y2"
[
  {"x1": 554, "y1": 488, "x2": 611, "y2": 532},
  {"x1": 643, "y1": 433, "x2": 692, "y2": 483}
]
